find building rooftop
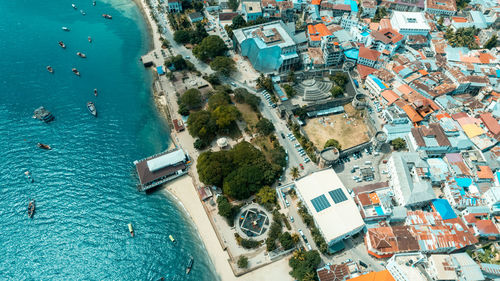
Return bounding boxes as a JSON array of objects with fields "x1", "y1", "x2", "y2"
[
  {"x1": 295, "y1": 169, "x2": 365, "y2": 243},
  {"x1": 359, "y1": 46, "x2": 381, "y2": 61},
  {"x1": 347, "y1": 270, "x2": 394, "y2": 281},
  {"x1": 426, "y1": 0, "x2": 457, "y2": 12},
  {"x1": 391, "y1": 11, "x2": 430, "y2": 31},
  {"x1": 317, "y1": 263, "x2": 350, "y2": 281}
]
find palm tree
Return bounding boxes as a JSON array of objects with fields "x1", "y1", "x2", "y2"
[{"x1": 290, "y1": 167, "x2": 300, "y2": 180}]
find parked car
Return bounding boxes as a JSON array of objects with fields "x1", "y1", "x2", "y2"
[
  {"x1": 281, "y1": 133, "x2": 285, "y2": 139},
  {"x1": 290, "y1": 216, "x2": 294, "y2": 223},
  {"x1": 359, "y1": 261, "x2": 368, "y2": 268},
  {"x1": 300, "y1": 163, "x2": 304, "y2": 170},
  {"x1": 306, "y1": 243, "x2": 312, "y2": 250},
  {"x1": 298, "y1": 229, "x2": 304, "y2": 236}
]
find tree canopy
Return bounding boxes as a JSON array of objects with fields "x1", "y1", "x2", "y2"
[
  {"x1": 237, "y1": 255, "x2": 248, "y2": 268},
  {"x1": 187, "y1": 110, "x2": 217, "y2": 141},
  {"x1": 232, "y1": 15, "x2": 246, "y2": 29},
  {"x1": 283, "y1": 84, "x2": 296, "y2": 98},
  {"x1": 484, "y1": 35, "x2": 497, "y2": 49},
  {"x1": 256, "y1": 118, "x2": 275, "y2": 136},
  {"x1": 210, "y1": 56, "x2": 236, "y2": 76},
  {"x1": 197, "y1": 141, "x2": 278, "y2": 199},
  {"x1": 256, "y1": 186, "x2": 276, "y2": 206},
  {"x1": 179, "y1": 88, "x2": 203, "y2": 110},
  {"x1": 279, "y1": 232, "x2": 295, "y2": 250},
  {"x1": 193, "y1": 35, "x2": 228, "y2": 62},
  {"x1": 289, "y1": 250, "x2": 321, "y2": 281},
  {"x1": 212, "y1": 104, "x2": 241, "y2": 132},
  {"x1": 324, "y1": 139, "x2": 341, "y2": 150},
  {"x1": 444, "y1": 27, "x2": 479, "y2": 49},
  {"x1": 173, "y1": 30, "x2": 191, "y2": 44},
  {"x1": 330, "y1": 85, "x2": 343, "y2": 98},
  {"x1": 391, "y1": 137, "x2": 407, "y2": 150},
  {"x1": 331, "y1": 72, "x2": 348, "y2": 89},
  {"x1": 234, "y1": 88, "x2": 260, "y2": 111}
]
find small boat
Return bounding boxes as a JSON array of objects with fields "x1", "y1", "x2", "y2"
[
  {"x1": 76, "y1": 52, "x2": 87, "y2": 58},
  {"x1": 72, "y1": 68, "x2": 80, "y2": 76},
  {"x1": 80, "y1": 10, "x2": 86, "y2": 15},
  {"x1": 93, "y1": 1, "x2": 96, "y2": 6},
  {"x1": 102, "y1": 14, "x2": 112, "y2": 19},
  {"x1": 62, "y1": 26, "x2": 70, "y2": 31},
  {"x1": 28, "y1": 199, "x2": 36, "y2": 219},
  {"x1": 94, "y1": 88, "x2": 98, "y2": 97},
  {"x1": 37, "y1": 143, "x2": 52, "y2": 150},
  {"x1": 185, "y1": 257, "x2": 194, "y2": 275},
  {"x1": 88, "y1": 36, "x2": 92, "y2": 43},
  {"x1": 25, "y1": 171, "x2": 34, "y2": 183},
  {"x1": 46, "y1": 66, "x2": 54, "y2": 73},
  {"x1": 128, "y1": 223, "x2": 134, "y2": 237},
  {"x1": 58, "y1": 41, "x2": 66, "y2": 48},
  {"x1": 87, "y1": 102, "x2": 97, "y2": 117},
  {"x1": 169, "y1": 235, "x2": 175, "y2": 243},
  {"x1": 72, "y1": 3, "x2": 77, "y2": 9},
  {"x1": 33, "y1": 106, "x2": 55, "y2": 123}
]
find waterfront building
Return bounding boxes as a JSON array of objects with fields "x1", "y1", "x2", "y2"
[
  {"x1": 294, "y1": 169, "x2": 365, "y2": 252},
  {"x1": 233, "y1": 20, "x2": 300, "y2": 73},
  {"x1": 134, "y1": 148, "x2": 190, "y2": 191},
  {"x1": 390, "y1": 12, "x2": 430, "y2": 36}
]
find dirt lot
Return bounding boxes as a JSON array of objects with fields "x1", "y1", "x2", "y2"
[{"x1": 303, "y1": 104, "x2": 370, "y2": 150}]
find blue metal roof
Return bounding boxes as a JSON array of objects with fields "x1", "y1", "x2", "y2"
[
  {"x1": 432, "y1": 199, "x2": 457, "y2": 220},
  {"x1": 311, "y1": 195, "x2": 331, "y2": 212},
  {"x1": 344, "y1": 49, "x2": 358, "y2": 60},
  {"x1": 455, "y1": 177, "x2": 472, "y2": 188},
  {"x1": 368, "y1": 74, "x2": 387, "y2": 90}
]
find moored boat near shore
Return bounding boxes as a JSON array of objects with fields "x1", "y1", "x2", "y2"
[
  {"x1": 25, "y1": 171, "x2": 34, "y2": 183},
  {"x1": 33, "y1": 106, "x2": 55, "y2": 122},
  {"x1": 46, "y1": 66, "x2": 54, "y2": 73},
  {"x1": 94, "y1": 88, "x2": 98, "y2": 96},
  {"x1": 169, "y1": 235, "x2": 175, "y2": 243},
  {"x1": 62, "y1": 26, "x2": 70, "y2": 31},
  {"x1": 37, "y1": 143, "x2": 51, "y2": 150},
  {"x1": 58, "y1": 41, "x2": 66, "y2": 48},
  {"x1": 102, "y1": 14, "x2": 112, "y2": 19},
  {"x1": 80, "y1": 9, "x2": 86, "y2": 15},
  {"x1": 128, "y1": 223, "x2": 134, "y2": 237},
  {"x1": 76, "y1": 52, "x2": 86, "y2": 58},
  {"x1": 28, "y1": 199, "x2": 36, "y2": 218},
  {"x1": 186, "y1": 257, "x2": 194, "y2": 274},
  {"x1": 71, "y1": 3, "x2": 77, "y2": 9},
  {"x1": 87, "y1": 101, "x2": 97, "y2": 117},
  {"x1": 72, "y1": 68, "x2": 80, "y2": 76},
  {"x1": 88, "y1": 36, "x2": 92, "y2": 43}
]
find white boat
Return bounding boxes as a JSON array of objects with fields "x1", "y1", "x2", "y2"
[
  {"x1": 62, "y1": 27, "x2": 70, "y2": 31},
  {"x1": 80, "y1": 10, "x2": 86, "y2": 15},
  {"x1": 72, "y1": 3, "x2": 77, "y2": 9},
  {"x1": 128, "y1": 223, "x2": 134, "y2": 237}
]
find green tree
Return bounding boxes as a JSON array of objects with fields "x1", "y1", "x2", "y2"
[
  {"x1": 180, "y1": 88, "x2": 203, "y2": 110},
  {"x1": 191, "y1": 22, "x2": 209, "y2": 45},
  {"x1": 165, "y1": 55, "x2": 189, "y2": 71},
  {"x1": 290, "y1": 166, "x2": 299, "y2": 179},
  {"x1": 256, "y1": 186, "x2": 276, "y2": 205},
  {"x1": 256, "y1": 74, "x2": 273, "y2": 93},
  {"x1": 206, "y1": 73, "x2": 221, "y2": 86},
  {"x1": 237, "y1": 255, "x2": 249, "y2": 268},
  {"x1": 193, "y1": 35, "x2": 228, "y2": 62},
  {"x1": 187, "y1": 110, "x2": 217, "y2": 141},
  {"x1": 217, "y1": 195, "x2": 233, "y2": 218},
  {"x1": 330, "y1": 85, "x2": 343, "y2": 98},
  {"x1": 372, "y1": 7, "x2": 387, "y2": 22},
  {"x1": 173, "y1": 30, "x2": 191, "y2": 44},
  {"x1": 232, "y1": 15, "x2": 246, "y2": 29},
  {"x1": 287, "y1": 71, "x2": 297, "y2": 84},
  {"x1": 279, "y1": 232, "x2": 295, "y2": 250},
  {"x1": 283, "y1": 84, "x2": 296, "y2": 98},
  {"x1": 324, "y1": 139, "x2": 341, "y2": 150},
  {"x1": 210, "y1": 56, "x2": 236, "y2": 76},
  {"x1": 289, "y1": 250, "x2": 321, "y2": 281},
  {"x1": 391, "y1": 137, "x2": 407, "y2": 150},
  {"x1": 208, "y1": 92, "x2": 231, "y2": 111},
  {"x1": 197, "y1": 150, "x2": 233, "y2": 187},
  {"x1": 437, "y1": 17, "x2": 444, "y2": 27},
  {"x1": 255, "y1": 118, "x2": 275, "y2": 135},
  {"x1": 484, "y1": 35, "x2": 497, "y2": 49},
  {"x1": 223, "y1": 165, "x2": 265, "y2": 199},
  {"x1": 266, "y1": 237, "x2": 277, "y2": 251},
  {"x1": 331, "y1": 72, "x2": 348, "y2": 89},
  {"x1": 234, "y1": 88, "x2": 260, "y2": 111},
  {"x1": 212, "y1": 104, "x2": 241, "y2": 131}
]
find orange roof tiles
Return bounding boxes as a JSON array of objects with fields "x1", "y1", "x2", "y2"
[
  {"x1": 480, "y1": 113, "x2": 500, "y2": 135},
  {"x1": 397, "y1": 84, "x2": 415, "y2": 96},
  {"x1": 479, "y1": 53, "x2": 496, "y2": 64},
  {"x1": 402, "y1": 104, "x2": 423, "y2": 123},
  {"x1": 418, "y1": 69, "x2": 428, "y2": 76},
  {"x1": 475, "y1": 220, "x2": 499, "y2": 235},
  {"x1": 452, "y1": 17, "x2": 467, "y2": 23},
  {"x1": 381, "y1": 90, "x2": 399, "y2": 105},
  {"x1": 436, "y1": 112, "x2": 451, "y2": 120},
  {"x1": 315, "y1": 23, "x2": 332, "y2": 37},
  {"x1": 359, "y1": 46, "x2": 381, "y2": 61},
  {"x1": 307, "y1": 25, "x2": 315, "y2": 35},
  {"x1": 477, "y1": 166, "x2": 494, "y2": 179},
  {"x1": 307, "y1": 23, "x2": 332, "y2": 41},
  {"x1": 311, "y1": 0, "x2": 321, "y2": 5},
  {"x1": 369, "y1": 22, "x2": 380, "y2": 31},
  {"x1": 357, "y1": 64, "x2": 377, "y2": 79},
  {"x1": 369, "y1": 193, "x2": 380, "y2": 204},
  {"x1": 347, "y1": 270, "x2": 395, "y2": 281}
]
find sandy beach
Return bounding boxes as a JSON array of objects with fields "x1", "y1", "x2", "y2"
[{"x1": 133, "y1": 0, "x2": 292, "y2": 280}]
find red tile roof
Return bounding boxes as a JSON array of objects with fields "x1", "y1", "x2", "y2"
[
  {"x1": 357, "y1": 64, "x2": 377, "y2": 79},
  {"x1": 402, "y1": 104, "x2": 423, "y2": 123},
  {"x1": 359, "y1": 47, "x2": 381, "y2": 61},
  {"x1": 475, "y1": 220, "x2": 500, "y2": 235},
  {"x1": 477, "y1": 165, "x2": 494, "y2": 179},
  {"x1": 480, "y1": 113, "x2": 500, "y2": 136},
  {"x1": 381, "y1": 90, "x2": 399, "y2": 105},
  {"x1": 348, "y1": 270, "x2": 395, "y2": 281}
]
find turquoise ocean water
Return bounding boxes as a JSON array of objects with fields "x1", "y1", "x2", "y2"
[{"x1": 0, "y1": 1, "x2": 217, "y2": 280}]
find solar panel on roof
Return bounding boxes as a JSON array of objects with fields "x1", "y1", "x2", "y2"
[
  {"x1": 329, "y1": 188, "x2": 348, "y2": 204},
  {"x1": 311, "y1": 195, "x2": 331, "y2": 213}
]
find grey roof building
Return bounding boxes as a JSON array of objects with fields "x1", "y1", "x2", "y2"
[{"x1": 387, "y1": 152, "x2": 436, "y2": 207}]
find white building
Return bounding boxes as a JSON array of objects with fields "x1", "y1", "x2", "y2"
[
  {"x1": 427, "y1": 253, "x2": 485, "y2": 281},
  {"x1": 294, "y1": 169, "x2": 365, "y2": 247},
  {"x1": 387, "y1": 253, "x2": 428, "y2": 281},
  {"x1": 483, "y1": 186, "x2": 500, "y2": 214},
  {"x1": 387, "y1": 152, "x2": 436, "y2": 207},
  {"x1": 390, "y1": 12, "x2": 431, "y2": 35},
  {"x1": 321, "y1": 37, "x2": 343, "y2": 66}
]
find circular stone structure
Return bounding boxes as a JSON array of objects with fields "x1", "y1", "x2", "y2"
[
  {"x1": 294, "y1": 78, "x2": 333, "y2": 101},
  {"x1": 235, "y1": 204, "x2": 271, "y2": 240},
  {"x1": 319, "y1": 147, "x2": 339, "y2": 168},
  {"x1": 372, "y1": 131, "x2": 388, "y2": 151},
  {"x1": 217, "y1": 137, "x2": 228, "y2": 148},
  {"x1": 352, "y1": 93, "x2": 368, "y2": 109}
]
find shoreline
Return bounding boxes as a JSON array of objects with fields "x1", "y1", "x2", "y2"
[{"x1": 131, "y1": 1, "x2": 293, "y2": 280}]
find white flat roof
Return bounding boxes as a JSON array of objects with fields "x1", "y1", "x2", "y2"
[
  {"x1": 147, "y1": 149, "x2": 185, "y2": 172},
  {"x1": 295, "y1": 169, "x2": 365, "y2": 243},
  {"x1": 391, "y1": 11, "x2": 430, "y2": 30}
]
